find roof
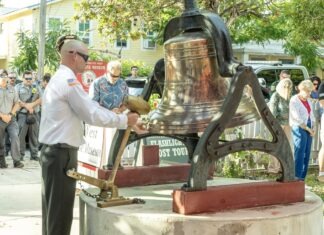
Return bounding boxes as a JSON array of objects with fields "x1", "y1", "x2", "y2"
[
  {"x1": 0, "y1": 0, "x2": 59, "y2": 17},
  {"x1": 0, "y1": 7, "x2": 19, "y2": 16}
]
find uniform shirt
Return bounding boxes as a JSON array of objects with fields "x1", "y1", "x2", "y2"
[
  {"x1": 0, "y1": 85, "x2": 19, "y2": 114},
  {"x1": 91, "y1": 76, "x2": 128, "y2": 110},
  {"x1": 39, "y1": 65, "x2": 128, "y2": 147},
  {"x1": 289, "y1": 94, "x2": 315, "y2": 128},
  {"x1": 15, "y1": 82, "x2": 42, "y2": 113}
]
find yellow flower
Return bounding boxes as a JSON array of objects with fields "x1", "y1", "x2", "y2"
[{"x1": 32, "y1": 88, "x2": 37, "y2": 94}]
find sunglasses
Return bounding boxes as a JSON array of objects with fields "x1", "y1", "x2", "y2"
[
  {"x1": 69, "y1": 51, "x2": 89, "y2": 62},
  {"x1": 25, "y1": 77, "x2": 33, "y2": 81},
  {"x1": 313, "y1": 83, "x2": 319, "y2": 86},
  {"x1": 9, "y1": 77, "x2": 16, "y2": 79}
]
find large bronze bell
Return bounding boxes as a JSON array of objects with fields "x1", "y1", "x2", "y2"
[{"x1": 148, "y1": 30, "x2": 260, "y2": 134}]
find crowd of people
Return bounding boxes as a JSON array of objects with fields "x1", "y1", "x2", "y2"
[
  {"x1": 1, "y1": 35, "x2": 324, "y2": 234},
  {"x1": 266, "y1": 70, "x2": 324, "y2": 182},
  {"x1": 0, "y1": 69, "x2": 51, "y2": 168}
]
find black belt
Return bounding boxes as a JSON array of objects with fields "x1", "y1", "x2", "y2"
[{"x1": 44, "y1": 143, "x2": 79, "y2": 150}]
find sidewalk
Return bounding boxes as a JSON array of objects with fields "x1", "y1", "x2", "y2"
[{"x1": 0, "y1": 154, "x2": 79, "y2": 235}]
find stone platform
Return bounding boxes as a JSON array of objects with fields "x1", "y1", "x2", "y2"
[{"x1": 79, "y1": 178, "x2": 323, "y2": 235}]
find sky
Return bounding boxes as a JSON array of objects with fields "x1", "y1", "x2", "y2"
[{"x1": 1, "y1": 0, "x2": 39, "y2": 8}]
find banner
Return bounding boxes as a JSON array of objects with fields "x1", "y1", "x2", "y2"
[
  {"x1": 78, "y1": 124, "x2": 105, "y2": 167},
  {"x1": 77, "y1": 61, "x2": 107, "y2": 92},
  {"x1": 144, "y1": 136, "x2": 189, "y2": 163}
]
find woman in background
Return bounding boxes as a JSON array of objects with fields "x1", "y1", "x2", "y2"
[
  {"x1": 268, "y1": 78, "x2": 293, "y2": 173},
  {"x1": 289, "y1": 80, "x2": 315, "y2": 180}
]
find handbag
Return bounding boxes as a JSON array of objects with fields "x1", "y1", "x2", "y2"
[{"x1": 26, "y1": 112, "x2": 37, "y2": 125}]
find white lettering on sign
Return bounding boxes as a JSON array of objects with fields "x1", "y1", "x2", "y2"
[{"x1": 145, "y1": 136, "x2": 189, "y2": 163}]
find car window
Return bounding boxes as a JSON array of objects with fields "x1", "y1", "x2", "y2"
[
  {"x1": 289, "y1": 69, "x2": 305, "y2": 87},
  {"x1": 256, "y1": 68, "x2": 305, "y2": 89},
  {"x1": 256, "y1": 69, "x2": 278, "y2": 88}
]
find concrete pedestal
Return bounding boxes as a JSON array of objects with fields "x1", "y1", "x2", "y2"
[{"x1": 79, "y1": 179, "x2": 323, "y2": 235}]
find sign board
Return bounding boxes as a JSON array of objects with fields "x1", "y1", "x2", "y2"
[
  {"x1": 78, "y1": 124, "x2": 104, "y2": 167},
  {"x1": 77, "y1": 61, "x2": 107, "y2": 92},
  {"x1": 144, "y1": 136, "x2": 189, "y2": 163}
]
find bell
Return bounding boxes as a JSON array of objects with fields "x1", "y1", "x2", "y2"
[{"x1": 148, "y1": 30, "x2": 260, "y2": 134}]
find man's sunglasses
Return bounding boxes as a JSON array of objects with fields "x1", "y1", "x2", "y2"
[
  {"x1": 9, "y1": 77, "x2": 16, "y2": 79},
  {"x1": 25, "y1": 77, "x2": 33, "y2": 81},
  {"x1": 69, "y1": 51, "x2": 89, "y2": 62}
]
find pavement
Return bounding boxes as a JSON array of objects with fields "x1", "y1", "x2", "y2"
[
  {"x1": 0, "y1": 153, "x2": 79, "y2": 235},
  {"x1": 0, "y1": 153, "x2": 323, "y2": 235}
]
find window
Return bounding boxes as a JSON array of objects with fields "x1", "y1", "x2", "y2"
[
  {"x1": 142, "y1": 31, "x2": 156, "y2": 49},
  {"x1": 78, "y1": 20, "x2": 91, "y2": 45},
  {"x1": 115, "y1": 38, "x2": 128, "y2": 49},
  {"x1": 280, "y1": 59, "x2": 294, "y2": 64},
  {"x1": 48, "y1": 17, "x2": 62, "y2": 31}
]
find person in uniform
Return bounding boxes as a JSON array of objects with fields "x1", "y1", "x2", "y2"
[
  {"x1": 8, "y1": 71, "x2": 22, "y2": 86},
  {"x1": 0, "y1": 71, "x2": 24, "y2": 168},
  {"x1": 15, "y1": 71, "x2": 42, "y2": 161},
  {"x1": 39, "y1": 39, "x2": 139, "y2": 235}
]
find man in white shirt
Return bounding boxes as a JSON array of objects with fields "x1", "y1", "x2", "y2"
[{"x1": 39, "y1": 39, "x2": 139, "y2": 235}]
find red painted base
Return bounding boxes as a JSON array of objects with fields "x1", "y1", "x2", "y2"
[
  {"x1": 142, "y1": 145, "x2": 159, "y2": 166},
  {"x1": 98, "y1": 164, "x2": 191, "y2": 187},
  {"x1": 173, "y1": 181, "x2": 305, "y2": 215}
]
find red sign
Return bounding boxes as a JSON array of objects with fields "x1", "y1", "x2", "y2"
[{"x1": 77, "y1": 61, "x2": 107, "y2": 92}]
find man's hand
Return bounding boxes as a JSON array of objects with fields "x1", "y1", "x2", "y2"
[
  {"x1": 127, "y1": 112, "x2": 139, "y2": 126},
  {"x1": 1, "y1": 114, "x2": 12, "y2": 123},
  {"x1": 24, "y1": 103, "x2": 34, "y2": 113},
  {"x1": 132, "y1": 120, "x2": 149, "y2": 134}
]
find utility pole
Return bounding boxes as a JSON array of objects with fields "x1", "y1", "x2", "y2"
[{"x1": 37, "y1": 0, "x2": 46, "y2": 82}]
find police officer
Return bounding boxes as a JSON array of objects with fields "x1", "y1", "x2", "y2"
[
  {"x1": 5, "y1": 71, "x2": 22, "y2": 155},
  {"x1": 39, "y1": 39, "x2": 139, "y2": 235},
  {"x1": 0, "y1": 71, "x2": 24, "y2": 168},
  {"x1": 15, "y1": 71, "x2": 42, "y2": 161}
]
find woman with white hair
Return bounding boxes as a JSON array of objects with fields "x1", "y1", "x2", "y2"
[
  {"x1": 268, "y1": 78, "x2": 293, "y2": 173},
  {"x1": 289, "y1": 80, "x2": 315, "y2": 180}
]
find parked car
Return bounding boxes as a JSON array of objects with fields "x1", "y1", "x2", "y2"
[{"x1": 246, "y1": 61, "x2": 310, "y2": 94}]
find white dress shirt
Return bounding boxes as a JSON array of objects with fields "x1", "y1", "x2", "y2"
[
  {"x1": 289, "y1": 94, "x2": 315, "y2": 128},
  {"x1": 39, "y1": 65, "x2": 127, "y2": 147}
]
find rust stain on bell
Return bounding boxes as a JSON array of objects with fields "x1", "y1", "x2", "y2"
[{"x1": 148, "y1": 31, "x2": 260, "y2": 134}]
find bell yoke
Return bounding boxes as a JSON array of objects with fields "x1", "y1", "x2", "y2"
[{"x1": 130, "y1": 0, "x2": 294, "y2": 191}]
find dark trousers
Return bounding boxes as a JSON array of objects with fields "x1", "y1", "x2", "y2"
[
  {"x1": 40, "y1": 144, "x2": 78, "y2": 235},
  {"x1": 17, "y1": 113, "x2": 39, "y2": 158}
]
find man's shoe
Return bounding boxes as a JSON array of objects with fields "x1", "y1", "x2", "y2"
[
  {"x1": 14, "y1": 161, "x2": 24, "y2": 168},
  {"x1": 0, "y1": 162, "x2": 8, "y2": 168},
  {"x1": 0, "y1": 156, "x2": 8, "y2": 168},
  {"x1": 317, "y1": 175, "x2": 324, "y2": 183},
  {"x1": 31, "y1": 157, "x2": 40, "y2": 161}
]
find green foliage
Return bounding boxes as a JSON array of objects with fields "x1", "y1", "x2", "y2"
[
  {"x1": 9, "y1": 20, "x2": 73, "y2": 75},
  {"x1": 148, "y1": 93, "x2": 161, "y2": 110},
  {"x1": 9, "y1": 31, "x2": 38, "y2": 74},
  {"x1": 305, "y1": 167, "x2": 324, "y2": 207},
  {"x1": 75, "y1": 0, "x2": 324, "y2": 70},
  {"x1": 120, "y1": 59, "x2": 153, "y2": 78}
]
